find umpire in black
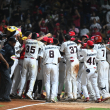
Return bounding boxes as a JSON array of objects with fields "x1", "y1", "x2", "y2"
[{"x1": 0, "y1": 37, "x2": 16, "y2": 102}]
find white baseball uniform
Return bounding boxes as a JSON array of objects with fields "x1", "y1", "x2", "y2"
[
  {"x1": 60, "y1": 41, "x2": 79, "y2": 99},
  {"x1": 77, "y1": 48, "x2": 84, "y2": 97},
  {"x1": 10, "y1": 40, "x2": 21, "y2": 78},
  {"x1": 106, "y1": 44, "x2": 110, "y2": 92},
  {"x1": 94, "y1": 44, "x2": 109, "y2": 96},
  {"x1": 18, "y1": 39, "x2": 43, "y2": 96},
  {"x1": 39, "y1": 45, "x2": 61, "y2": 100},
  {"x1": 80, "y1": 49, "x2": 100, "y2": 99}
]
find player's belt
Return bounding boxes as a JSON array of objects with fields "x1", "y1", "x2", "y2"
[
  {"x1": 101, "y1": 60, "x2": 105, "y2": 61},
  {"x1": 25, "y1": 57, "x2": 35, "y2": 59},
  {"x1": 80, "y1": 62, "x2": 84, "y2": 63},
  {"x1": 45, "y1": 63, "x2": 57, "y2": 65}
]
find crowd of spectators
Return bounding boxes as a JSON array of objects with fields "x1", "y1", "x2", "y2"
[{"x1": 0, "y1": 0, "x2": 110, "y2": 44}]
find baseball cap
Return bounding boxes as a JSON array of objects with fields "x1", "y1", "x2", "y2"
[
  {"x1": 47, "y1": 38, "x2": 53, "y2": 43},
  {"x1": 42, "y1": 37, "x2": 48, "y2": 42},
  {"x1": 63, "y1": 30, "x2": 66, "y2": 34},
  {"x1": 82, "y1": 43, "x2": 87, "y2": 49},
  {"x1": 42, "y1": 21, "x2": 45, "y2": 23},
  {"x1": 107, "y1": 30, "x2": 110, "y2": 34},
  {"x1": 36, "y1": 33, "x2": 39, "y2": 37},
  {"x1": 9, "y1": 37, "x2": 16, "y2": 43},
  {"x1": 78, "y1": 40, "x2": 81, "y2": 43},
  {"x1": 87, "y1": 40, "x2": 94, "y2": 46},
  {"x1": 91, "y1": 36, "x2": 95, "y2": 41},
  {"x1": 69, "y1": 31, "x2": 75, "y2": 36},
  {"x1": 56, "y1": 23, "x2": 60, "y2": 26},
  {"x1": 2, "y1": 20, "x2": 5, "y2": 23},
  {"x1": 71, "y1": 37, "x2": 75, "y2": 41},
  {"x1": 82, "y1": 34, "x2": 89, "y2": 39}
]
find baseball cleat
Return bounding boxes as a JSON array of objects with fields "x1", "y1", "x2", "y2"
[
  {"x1": 84, "y1": 97, "x2": 89, "y2": 102},
  {"x1": 95, "y1": 98, "x2": 101, "y2": 103},
  {"x1": 57, "y1": 95, "x2": 60, "y2": 101},
  {"x1": 16, "y1": 95, "x2": 22, "y2": 99},
  {"x1": 26, "y1": 92, "x2": 33, "y2": 100},
  {"x1": 102, "y1": 93, "x2": 110, "y2": 102},
  {"x1": 10, "y1": 94, "x2": 17, "y2": 99},
  {"x1": 50, "y1": 98, "x2": 56, "y2": 103},
  {"x1": 65, "y1": 97, "x2": 73, "y2": 101}
]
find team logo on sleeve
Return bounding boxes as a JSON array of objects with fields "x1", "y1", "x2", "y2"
[{"x1": 10, "y1": 55, "x2": 15, "y2": 61}]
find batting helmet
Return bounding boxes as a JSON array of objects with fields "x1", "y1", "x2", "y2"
[
  {"x1": 94, "y1": 35, "x2": 102, "y2": 43},
  {"x1": 82, "y1": 43, "x2": 87, "y2": 49},
  {"x1": 69, "y1": 31, "x2": 75, "y2": 36}
]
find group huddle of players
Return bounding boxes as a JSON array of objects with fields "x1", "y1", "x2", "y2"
[{"x1": 4, "y1": 26, "x2": 110, "y2": 103}]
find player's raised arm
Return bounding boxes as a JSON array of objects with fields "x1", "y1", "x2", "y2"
[
  {"x1": 106, "y1": 46, "x2": 110, "y2": 51},
  {"x1": 37, "y1": 33, "x2": 52, "y2": 41}
]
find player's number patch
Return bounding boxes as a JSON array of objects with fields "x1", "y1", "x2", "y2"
[
  {"x1": 26, "y1": 45, "x2": 36, "y2": 54},
  {"x1": 87, "y1": 57, "x2": 95, "y2": 65},
  {"x1": 69, "y1": 46, "x2": 77, "y2": 54},
  {"x1": 49, "y1": 50, "x2": 54, "y2": 58}
]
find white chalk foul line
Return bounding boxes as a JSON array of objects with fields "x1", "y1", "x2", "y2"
[{"x1": 7, "y1": 102, "x2": 48, "y2": 110}]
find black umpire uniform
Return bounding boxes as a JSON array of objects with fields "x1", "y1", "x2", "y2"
[{"x1": 0, "y1": 37, "x2": 16, "y2": 101}]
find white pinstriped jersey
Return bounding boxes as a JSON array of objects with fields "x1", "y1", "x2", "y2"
[
  {"x1": 94, "y1": 44, "x2": 106, "y2": 61},
  {"x1": 80, "y1": 49, "x2": 97, "y2": 68},
  {"x1": 39, "y1": 45, "x2": 61, "y2": 65},
  {"x1": 25, "y1": 39, "x2": 43, "y2": 59},
  {"x1": 60, "y1": 41, "x2": 78, "y2": 60}
]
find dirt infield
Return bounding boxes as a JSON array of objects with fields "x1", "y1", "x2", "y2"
[{"x1": 0, "y1": 99, "x2": 110, "y2": 110}]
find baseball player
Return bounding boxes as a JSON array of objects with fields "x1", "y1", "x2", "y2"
[
  {"x1": 80, "y1": 40, "x2": 101, "y2": 102},
  {"x1": 10, "y1": 30, "x2": 21, "y2": 78},
  {"x1": 34, "y1": 37, "x2": 48, "y2": 100},
  {"x1": 17, "y1": 32, "x2": 51, "y2": 99},
  {"x1": 94, "y1": 35, "x2": 110, "y2": 101},
  {"x1": 106, "y1": 39, "x2": 110, "y2": 92},
  {"x1": 60, "y1": 34, "x2": 79, "y2": 101},
  {"x1": 10, "y1": 31, "x2": 32, "y2": 98},
  {"x1": 38, "y1": 38, "x2": 61, "y2": 102}
]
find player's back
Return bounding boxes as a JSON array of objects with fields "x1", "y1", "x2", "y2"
[
  {"x1": 43, "y1": 45, "x2": 61, "y2": 65},
  {"x1": 82, "y1": 49, "x2": 97, "y2": 69},
  {"x1": 106, "y1": 44, "x2": 110, "y2": 63},
  {"x1": 94, "y1": 44, "x2": 106, "y2": 61},
  {"x1": 60, "y1": 41, "x2": 77, "y2": 60},
  {"x1": 25, "y1": 39, "x2": 38, "y2": 59}
]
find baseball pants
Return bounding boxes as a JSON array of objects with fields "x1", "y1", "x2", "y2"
[
  {"x1": 97, "y1": 61, "x2": 109, "y2": 93},
  {"x1": 66, "y1": 58, "x2": 79, "y2": 99},
  {"x1": 81, "y1": 68, "x2": 100, "y2": 99},
  {"x1": 43, "y1": 64, "x2": 58, "y2": 100},
  {"x1": 10, "y1": 58, "x2": 18, "y2": 78},
  {"x1": 18, "y1": 58, "x2": 37, "y2": 96},
  {"x1": 10, "y1": 59, "x2": 23, "y2": 95},
  {"x1": 77, "y1": 62, "x2": 84, "y2": 96}
]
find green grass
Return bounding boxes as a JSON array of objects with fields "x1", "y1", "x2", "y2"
[
  {"x1": 86, "y1": 108, "x2": 110, "y2": 110},
  {"x1": 0, "y1": 105, "x2": 4, "y2": 107}
]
